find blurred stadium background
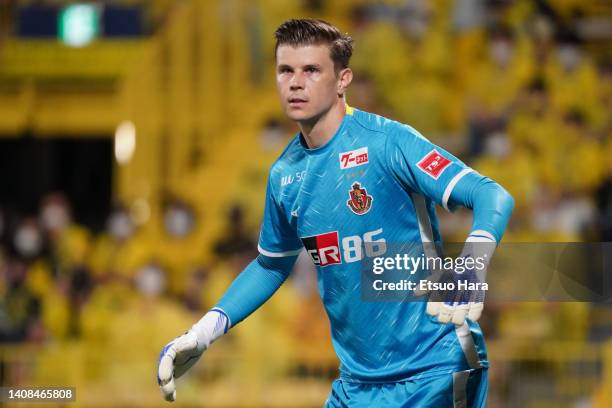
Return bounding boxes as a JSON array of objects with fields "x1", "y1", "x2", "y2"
[{"x1": 0, "y1": 0, "x2": 611, "y2": 406}]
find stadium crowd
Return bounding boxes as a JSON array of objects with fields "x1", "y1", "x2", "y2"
[{"x1": 0, "y1": 0, "x2": 610, "y2": 404}]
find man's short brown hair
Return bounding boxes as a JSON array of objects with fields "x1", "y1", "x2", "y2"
[{"x1": 274, "y1": 19, "x2": 353, "y2": 72}]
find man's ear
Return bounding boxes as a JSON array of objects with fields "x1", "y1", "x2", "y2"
[{"x1": 337, "y1": 68, "x2": 353, "y2": 97}]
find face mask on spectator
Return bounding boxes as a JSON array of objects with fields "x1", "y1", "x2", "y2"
[
  {"x1": 558, "y1": 45, "x2": 581, "y2": 71},
  {"x1": 490, "y1": 40, "x2": 513, "y2": 67},
  {"x1": 108, "y1": 211, "x2": 134, "y2": 241},
  {"x1": 403, "y1": 18, "x2": 428, "y2": 40},
  {"x1": 484, "y1": 131, "x2": 511, "y2": 159},
  {"x1": 41, "y1": 204, "x2": 69, "y2": 232},
  {"x1": 14, "y1": 225, "x2": 42, "y2": 258},
  {"x1": 164, "y1": 207, "x2": 193, "y2": 238},
  {"x1": 135, "y1": 264, "x2": 167, "y2": 297}
]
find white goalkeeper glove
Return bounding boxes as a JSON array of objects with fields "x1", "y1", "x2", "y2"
[
  {"x1": 426, "y1": 234, "x2": 496, "y2": 325},
  {"x1": 425, "y1": 267, "x2": 485, "y2": 325},
  {"x1": 157, "y1": 309, "x2": 229, "y2": 402}
]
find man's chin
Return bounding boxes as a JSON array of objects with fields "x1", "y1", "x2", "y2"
[{"x1": 286, "y1": 110, "x2": 313, "y2": 122}]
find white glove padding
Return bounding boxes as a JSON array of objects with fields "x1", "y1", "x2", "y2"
[
  {"x1": 425, "y1": 236, "x2": 495, "y2": 325},
  {"x1": 157, "y1": 309, "x2": 229, "y2": 402},
  {"x1": 426, "y1": 298, "x2": 484, "y2": 325},
  {"x1": 157, "y1": 331, "x2": 205, "y2": 402}
]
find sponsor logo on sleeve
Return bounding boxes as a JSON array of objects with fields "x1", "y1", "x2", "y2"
[
  {"x1": 339, "y1": 147, "x2": 369, "y2": 169},
  {"x1": 416, "y1": 149, "x2": 452, "y2": 179}
]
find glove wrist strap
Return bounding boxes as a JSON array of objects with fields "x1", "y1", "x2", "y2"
[
  {"x1": 191, "y1": 308, "x2": 230, "y2": 350},
  {"x1": 464, "y1": 230, "x2": 497, "y2": 267}
]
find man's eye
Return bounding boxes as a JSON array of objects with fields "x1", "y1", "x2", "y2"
[
  {"x1": 305, "y1": 67, "x2": 319, "y2": 73},
  {"x1": 279, "y1": 68, "x2": 291, "y2": 74}
]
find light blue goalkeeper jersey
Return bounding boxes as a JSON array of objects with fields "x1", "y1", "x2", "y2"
[{"x1": 258, "y1": 106, "x2": 488, "y2": 383}]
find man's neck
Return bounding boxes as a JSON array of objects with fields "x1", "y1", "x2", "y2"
[{"x1": 299, "y1": 99, "x2": 346, "y2": 149}]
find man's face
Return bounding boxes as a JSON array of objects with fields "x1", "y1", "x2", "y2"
[{"x1": 276, "y1": 44, "x2": 341, "y2": 123}]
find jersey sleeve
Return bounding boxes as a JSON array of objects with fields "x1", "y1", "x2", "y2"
[
  {"x1": 257, "y1": 171, "x2": 302, "y2": 257},
  {"x1": 449, "y1": 171, "x2": 515, "y2": 242},
  {"x1": 385, "y1": 123, "x2": 475, "y2": 211}
]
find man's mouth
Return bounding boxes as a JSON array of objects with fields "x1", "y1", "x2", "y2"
[{"x1": 288, "y1": 98, "x2": 307, "y2": 107}]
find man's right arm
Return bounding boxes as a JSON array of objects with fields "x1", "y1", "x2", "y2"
[
  {"x1": 157, "y1": 254, "x2": 297, "y2": 401},
  {"x1": 212, "y1": 253, "x2": 298, "y2": 328},
  {"x1": 213, "y1": 163, "x2": 303, "y2": 325},
  {"x1": 158, "y1": 168, "x2": 302, "y2": 402}
]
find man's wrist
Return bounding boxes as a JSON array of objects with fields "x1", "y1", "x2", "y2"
[
  {"x1": 190, "y1": 308, "x2": 230, "y2": 350},
  {"x1": 464, "y1": 230, "x2": 497, "y2": 267}
]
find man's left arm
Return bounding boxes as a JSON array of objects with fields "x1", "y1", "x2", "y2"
[
  {"x1": 426, "y1": 172, "x2": 514, "y2": 324},
  {"x1": 385, "y1": 124, "x2": 514, "y2": 244},
  {"x1": 448, "y1": 172, "x2": 515, "y2": 244},
  {"x1": 385, "y1": 125, "x2": 514, "y2": 323}
]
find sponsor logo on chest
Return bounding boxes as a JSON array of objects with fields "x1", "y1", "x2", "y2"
[
  {"x1": 301, "y1": 228, "x2": 386, "y2": 267},
  {"x1": 339, "y1": 147, "x2": 369, "y2": 169},
  {"x1": 301, "y1": 231, "x2": 342, "y2": 266},
  {"x1": 280, "y1": 170, "x2": 307, "y2": 187}
]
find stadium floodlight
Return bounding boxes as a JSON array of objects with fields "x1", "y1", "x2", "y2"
[
  {"x1": 58, "y1": 4, "x2": 100, "y2": 47},
  {"x1": 114, "y1": 120, "x2": 136, "y2": 164}
]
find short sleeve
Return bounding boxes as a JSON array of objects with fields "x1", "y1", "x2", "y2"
[
  {"x1": 257, "y1": 173, "x2": 302, "y2": 257},
  {"x1": 386, "y1": 124, "x2": 475, "y2": 210}
]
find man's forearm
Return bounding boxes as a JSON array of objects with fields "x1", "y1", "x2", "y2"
[
  {"x1": 212, "y1": 254, "x2": 298, "y2": 328},
  {"x1": 450, "y1": 174, "x2": 515, "y2": 242},
  {"x1": 427, "y1": 174, "x2": 514, "y2": 323},
  {"x1": 190, "y1": 254, "x2": 297, "y2": 349}
]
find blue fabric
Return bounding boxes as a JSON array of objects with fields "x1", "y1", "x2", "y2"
[
  {"x1": 325, "y1": 368, "x2": 488, "y2": 407},
  {"x1": 467, "y1": 317, "x2": 490, "y2": 368},
  {"x1": 449, "y1": 172, "x2": 515, "y2": 242},
  {"x1": 215, "y1": 254, "x2": 297, "y2": 326},
  {"x1": 218, "y1": 107, "x2": 511, "y2": 383}
]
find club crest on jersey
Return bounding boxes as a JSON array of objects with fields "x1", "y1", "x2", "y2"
[
  {"x1": 339, "y1": 147, "x2": 368, "y2": 169},
  {"x1": 347, "y1": 182, "x2": 373, "y2": 215},
  {"x1": 417, "y1": 149, "x2": 452, "y2": 179}
]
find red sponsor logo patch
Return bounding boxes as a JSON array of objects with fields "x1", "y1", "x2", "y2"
[
  {"x1": 339, "y1": 147, "x2": 369, "y2": 169},
  {"x1": 416, "y1": 149, "x2": 452, "y2": 179},
  {"x1": 301, "y1": 231, "x2": 341, "y2": 267}
]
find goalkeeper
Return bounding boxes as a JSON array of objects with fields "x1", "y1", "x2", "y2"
[{"x1": 158, "y1": 19, "x2": 513, "y2": 407}]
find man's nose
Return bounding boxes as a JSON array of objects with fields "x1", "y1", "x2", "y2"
[{"x1": 289, "y1": 72, "x2": 304, "y2": 90}]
